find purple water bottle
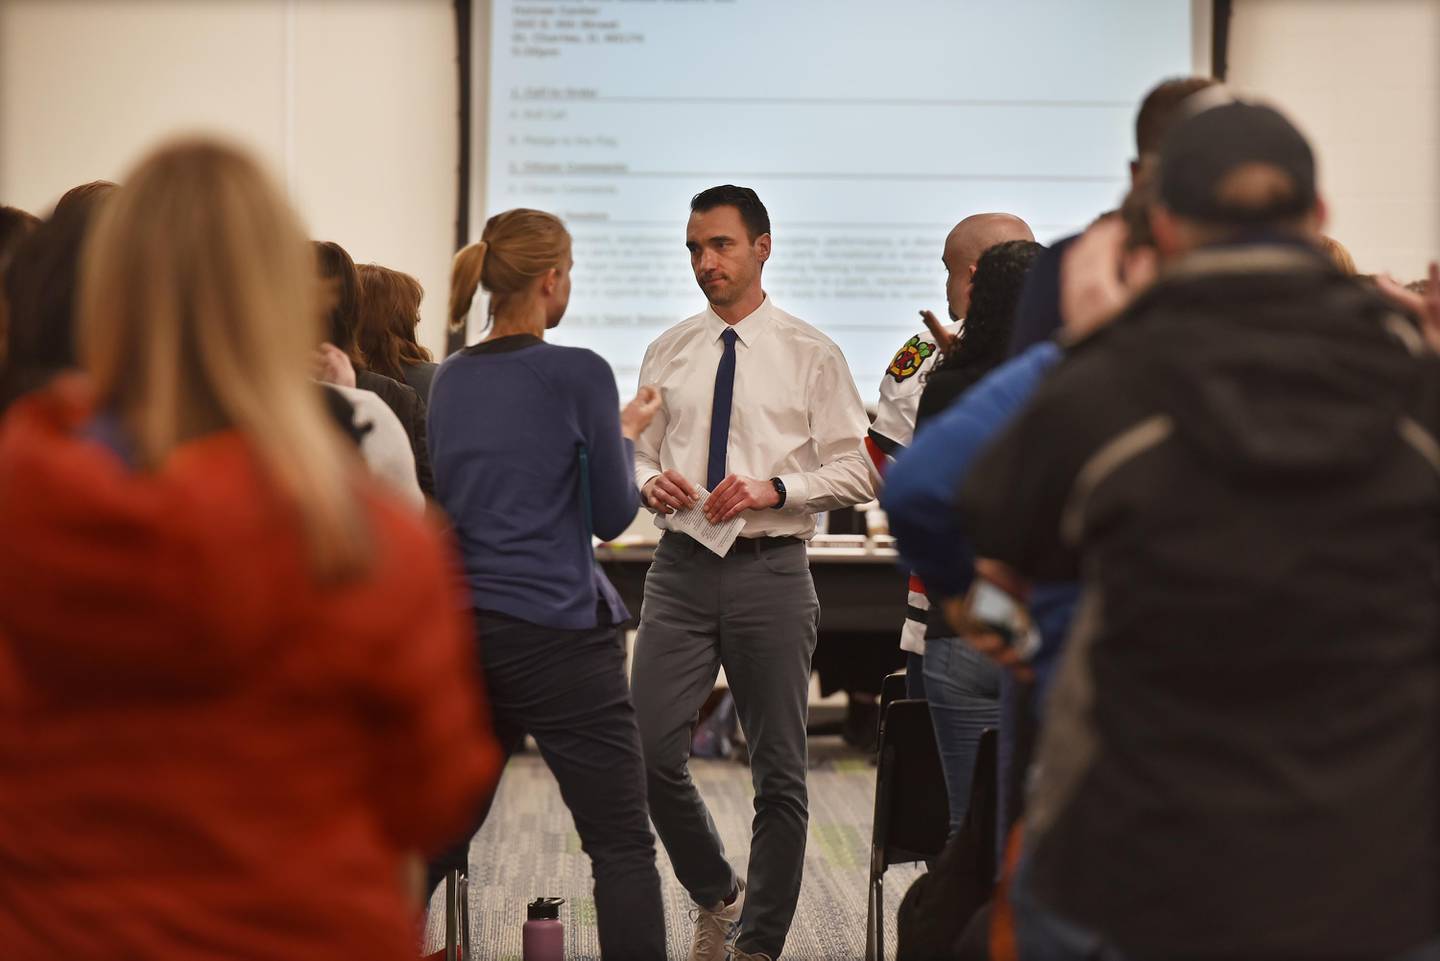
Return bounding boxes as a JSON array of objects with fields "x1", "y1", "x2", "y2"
[{"x1": 523, "y1": 897, "x2": 565, "y2": 961}]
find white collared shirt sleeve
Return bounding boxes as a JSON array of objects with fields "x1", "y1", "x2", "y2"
[
  {"x1": 775, "y1": 341, "x2": 874, "y2": 512},
  {"x1": 633, "y1": 341, "x2": 666, "y2": 504}
]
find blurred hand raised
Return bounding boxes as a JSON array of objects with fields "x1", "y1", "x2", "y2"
[
  {"x1": 621, "y1": 384, "x2": 662, "y2": 440},
  {"x1": 919, "y1": 309, "x2": 958, "y2": 355},
  {"x1": 1060, "y1": 216, "x2": 1154, "y2": 344},
  {"x1": 1376, "y1": 262, "x2": 1440, "y2": 354},
  {"x1": 312, "y1": 343, "x2": 356, "y2": 389}
]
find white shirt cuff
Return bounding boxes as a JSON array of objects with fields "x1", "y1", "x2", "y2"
[{"x1": 776, "y1": 472, "x2": 809, "y2": 512}]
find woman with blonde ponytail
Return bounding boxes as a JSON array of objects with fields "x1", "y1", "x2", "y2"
[
  {"x1": 0, "y1": 138, "x2": 501, "y2": 961},
  {"x1": 427, "y1": 208, "x2": 667, "y2": 959},
  {"x1": 448, "y1": 238, "x2": 489, "y2": 334}
]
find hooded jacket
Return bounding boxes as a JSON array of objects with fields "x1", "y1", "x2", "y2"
[
  {"x1": 961, "y1": 242, "x2": 1440, "y2": 960},
  {"x1": 0, "y1": 378, "x2": 502, "y2": 961}
]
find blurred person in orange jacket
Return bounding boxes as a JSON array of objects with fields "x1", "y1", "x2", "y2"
[{"x1": 0, "y1": 137, "x2": 502, "y2": 961}]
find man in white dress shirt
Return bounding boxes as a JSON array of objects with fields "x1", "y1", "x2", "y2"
[{"x1": 631, "y1": 186, "x2": 873, "y2": 961}]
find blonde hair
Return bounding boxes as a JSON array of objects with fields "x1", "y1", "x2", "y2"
[
  {"x1": 79, "y1": 137, "x2": 369, "y2": 579},
  {"x1": 356, "y1": 263, "x2": 431, "y2": 381},
  {"x1": 1318, "y1": 235, "x2": 1357, "y2": 276},
  {"x1": 449, "y1": 208, "x2": 569, "y2": 332}
]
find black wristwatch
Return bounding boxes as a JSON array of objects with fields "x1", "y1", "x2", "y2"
[{"x1": 769, "y1": 476, "x2": 787, "y2": 509}]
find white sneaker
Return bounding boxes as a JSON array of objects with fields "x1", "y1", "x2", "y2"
[{"x1": 688, "y1": 879, "x2": 744, "y2": 961}]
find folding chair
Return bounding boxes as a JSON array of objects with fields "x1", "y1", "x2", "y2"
[
  {"x1": 865, "y1": 672, "x2": 949, "y2": 961},
  {"x1": 880, "y1": 670, "x2": 909, "y2": 722},
  {"x1": 443, "y1": 869, "x2": 470, "y2": 961}
]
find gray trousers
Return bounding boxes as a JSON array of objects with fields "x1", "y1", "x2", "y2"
[{"x1": 632, "y1": 532, "x2": 819, "y2": 959}]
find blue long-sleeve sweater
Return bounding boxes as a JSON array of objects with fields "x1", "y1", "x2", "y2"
[
  {"x1": 428, "y1": 335, "x2": 637, "y2": 630},
  {"x1": 883, "y1": 341, "x2": 1076, "y2": 702}
]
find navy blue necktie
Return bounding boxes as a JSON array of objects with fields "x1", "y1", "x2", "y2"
[{"x1": 706, "y1": 328, "x2": 739, "y2": 491}]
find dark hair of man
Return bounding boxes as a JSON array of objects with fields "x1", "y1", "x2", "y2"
[
  {"x1": 1121, "y1": 161, "x2": 1159, "y2": 250},
  {"x1": 0, "y1": 189, "x2": 114, "y2": 411},
  {"x1": 940, "y1": 240, "x2": 1044, "y2": 377},
  {"x1": 0, "y1": 206, "x2": 40, "y2": 265},
  {"x1": 313, "y1": 240, "x2": 359, "y2": 354},
  {"x1": 1135, "y1": 76, "x2": 1220, "y2": 157},
  {"x1": 690, "y1": 185, "x2": 771, "y2": 242}
]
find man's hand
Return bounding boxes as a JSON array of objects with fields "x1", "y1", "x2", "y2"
[
  {"x1": 1376, "y1": 261, "x2": 1440, "y2": 353},
  {"x1": 940, "y1": 559, "x2": 1036, "y2": 682},
  {"x1": 940, "y1": 596, "x2": 1035, "y2": 683},
  {"x1": 919, "y1": 309, "x2": 957, "y2": 355},
  {"x1": 313, "y1": 342, "x2": 356, "y2": 388},
  {"x1": 643, "y1": 469, "x2": 697, "y2": 515},
  {"x1": 975, "y1": 558, "x2": 1030, "y2": 601},
  {"x1": 705, "y1": 473, "x2": 780, "y2": 523}
]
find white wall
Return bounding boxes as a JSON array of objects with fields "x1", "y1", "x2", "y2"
[
  {"x1": 0, "y1": 0, "x2": 459, "y2": 356},
  {"x1": 1228, "y1": 0, "x2": 1440, "y2": 279}
]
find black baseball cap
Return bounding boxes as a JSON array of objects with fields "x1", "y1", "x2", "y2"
[{"x1": 1158, "y1": 100, "x2": 1317, "y2": 225}]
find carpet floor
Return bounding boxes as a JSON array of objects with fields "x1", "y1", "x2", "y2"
[{"x1": 423, "y1": 737, "x2": 920, "y2": 961}]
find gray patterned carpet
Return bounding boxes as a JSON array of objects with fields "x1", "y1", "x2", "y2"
[{"x1": 424, "y1": 738, "x2": 920, "y2": 961}]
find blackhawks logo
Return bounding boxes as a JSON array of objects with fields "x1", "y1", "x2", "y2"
[{"x1": 887, "y1": 335, "x2": 935, "y2": 382}]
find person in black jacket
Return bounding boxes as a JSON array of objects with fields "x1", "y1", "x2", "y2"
[
  {"x1": 961, "y1": 101, "x2": 1440, "y2": 961},
  {"x1": 314, "y1": 240, "x2": 435, "y2": 499}
]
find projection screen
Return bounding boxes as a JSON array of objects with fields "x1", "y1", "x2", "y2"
[{"x1": 468, "y1": 0, "x2": 1211, "y2": 398}]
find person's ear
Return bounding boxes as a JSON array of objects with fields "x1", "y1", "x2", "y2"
[
  {"x1": 1149, "y1": 205, "x2": 1184, "y2": 259},
  {"x1": 541, "y1": 266, "x2": 559, "y2": 297},
  {"x1": 755, "y1": 233, "x2": 772, "y2": 265},
  {"x1": 1311, "y1": 194, "x2": 1329, "y2": 234}
]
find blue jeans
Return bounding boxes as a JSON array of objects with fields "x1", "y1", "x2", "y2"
[{"x1": 922, "y1": 636, "x2": 1001, "y2": 832}]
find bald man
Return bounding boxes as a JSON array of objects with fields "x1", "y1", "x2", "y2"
[
  {"x1": 940, "y1": 213, "x2": 1036, "y2": 325},
  {"x1": 863, "y1": 212, "x2": 1033, "y2": 696}
]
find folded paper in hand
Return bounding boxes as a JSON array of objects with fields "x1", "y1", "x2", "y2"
[{"x1": 667, "y1": 486, "x2": 746, "y2": 557}]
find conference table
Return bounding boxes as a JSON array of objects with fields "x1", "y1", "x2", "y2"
[{"x1": 596, "y1": 535, "x2": 910, "y2": 700}]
